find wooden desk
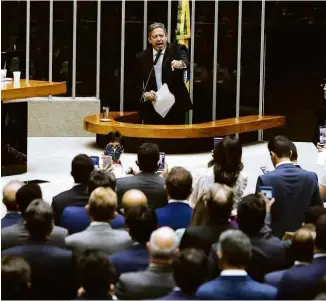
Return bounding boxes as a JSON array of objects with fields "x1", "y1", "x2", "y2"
[
  {"x1": 1, "y1": 80, "x2": 67, "y2": 176},
  {"x1": 1, "y1": 79, "x2": 66, "y2": 101}
]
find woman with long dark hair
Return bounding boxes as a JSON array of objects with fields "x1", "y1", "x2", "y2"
[{"x1": 190, "y1": 136, "x2": 247, "y2": 208}]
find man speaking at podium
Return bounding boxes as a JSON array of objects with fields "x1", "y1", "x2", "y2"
[{"x1": 138, "y1": 23, "x2": 193, "y2": 125}]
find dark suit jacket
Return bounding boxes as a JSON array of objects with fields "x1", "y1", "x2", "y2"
[
  {"x1": 159, "y1": 289, "x2": 196, "y2": 300},
  {"x1": 256, "y1": 163, "x2": 323, "y2": 238},
  {"x1": 179, "y1": 223, "x2": 237, "y2": 255},
  {"x1": 196, "y1": 275, "x2": 277, "y2": 300},
  {"x1": 110, "y1": 243, "x2": 149, "y2": 278},
  {"x1": 1, "y1": 212, "x2": 22, "y2": 228},
  {"x1": 52, "y1": 184, "x2": 89, "y2": 225},
  {"x1": 264, "y1": 264, "x2": 305, "y2": 288},
  {"x1": 2, "y1": 242, "x2": 76, "y2": 300},
  {"x1": 277, "y1": 256, "x2": 326, "y2": 300},
  {"x1": 117, "y1": 172, "x2": 167, "y2": 209},
  {"x1": 1, "y1": 222, "x2": 68, "y2": 250},
  {"x1": 155, "y1": 202, "x2": 192, "y2": 230},
  {"x1": 115, "y1": 264, "x2": 175, "y2": 300},
  {"x1": 137, "y1": 43, "x2": 192, "y2": 124}
]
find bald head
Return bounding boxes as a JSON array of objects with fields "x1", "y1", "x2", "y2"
[
  {"x1": 87, "y1": 187, "x2": 117, "y2": 221},
  {"x1": 2, "y1": 181, "x2": 25, "y2": 211},
  {"x1": 121, "y1": 189, "x2": 147, "y2": 215},
  {"x1": 291, "y1": 227, "x2": 314, "y2": 263},
  {"x1": 148, "y1": 227, "x2": 178, "y2": 259}
]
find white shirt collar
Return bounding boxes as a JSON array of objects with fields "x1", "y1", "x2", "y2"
[
  {"x1": 313, "y1": 253, "x2": 326, "y2": 259},
  {"x1": 153, "y1": 46, "x2": 166, "y2": 56},
  {"x1": 220, "y1": 269, "x2": 247, "y2": 276},
  {"x1": 168, "y1": 199, "x2": 189, "y2": 205},
  {"x1": 275, "y1": 160, "x2": 293, "y2": 168},
  {"x1": 294, "y1": 261, "x2": 309, "y2": 265},
  {"x1": 6, "y1": 211, "x2": 21, "y2": 214},
  {"x1": 90, "y1": 221, "x2": 111, "y2": 228}
]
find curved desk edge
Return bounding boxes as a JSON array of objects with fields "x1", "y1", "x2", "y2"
[{"x1": 84, "y1": 112, "x2": 286, "y2": 139}]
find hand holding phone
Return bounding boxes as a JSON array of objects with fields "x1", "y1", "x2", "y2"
[
  {"x1": 259, "y1": 186, "x2": 273, "y2": 200},
  {"x1": 158, "y1": 152, "x2": 165, "y2": 172},
  {"x1": 260, "y1": 165, "x2": 270, "y2": 174}
]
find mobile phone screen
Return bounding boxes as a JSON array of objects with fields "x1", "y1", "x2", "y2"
[
  {"x1": 260, "y1": 166, "x2": 270, "y2": 174},
  {"x1": 214, "y1": 137, "x2": 223, "y2": 148},
  {"x1": 90, "y1": 156, "x2": 100, "y2": 168},
  {"x1": 261, "y1": 189, "x2": 273, "y2": 200},
  {"x1": 158, "y1": 152, "x2": 165, "y2": 171}
]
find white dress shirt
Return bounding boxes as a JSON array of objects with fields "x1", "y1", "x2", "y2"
[
  {"x1": 220, "y1": 269, "x2": 248, "y2": 276},
  {"x1": 275, "y1": 160, "x2": 293, "y2": 168}
]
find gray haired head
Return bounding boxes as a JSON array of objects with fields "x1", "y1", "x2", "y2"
[
  {"x1": 148, "y1": 22, "x2": 167, "y2": 37},
  {"x1": 217, "y1": 229, "x2": 252, "y2": 268},
  {"x1": 149, "y1": 227, "x2": 178, "y2": 259}
]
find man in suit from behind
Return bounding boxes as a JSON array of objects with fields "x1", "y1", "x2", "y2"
[
  {"x1": 61, "y1": 170, "x2": 124, "y2": 233},
  {"x1": 156, "y1": 167, "x2": 193, "y2": 230},
  {"x1": 1, "y1": 180, "x2": 24, "y2": 228},
  {"x1": 65, "y1": 187, "x2": 132, "y2": 254},
  {"x1": 110, "y1": 204, "x2": 157, "y2": 278},
  {"x1": 138, "y1": 22, "x2": 192, "y2": 125},
  {"x1": 160, "y1": 248, "x2": 208, "y2": 300},
  {"x1": 117, "y1": 143, "x2": 168, "y2": 209},
  {"x1": 255, "y1": 135, "x2": 323, "y2": 238},
  {"x1": 196, "y1": 230, "x2": 277, "y2": 300},
  {"x1": 52, "y1": 154, "x2": 94, "y2": 225},
  {"x1": 2, "y1": 184, "x2": 67, "y2": 250},
  {"x1": 237, "y1": 194, "x2": 290, "y2": 280},
  {"x1": 115, "y1": 227, "x2": 177, "y2": 300},
  {"x1": 179, "y1": 183, "x2": 236, "y2": 255},
  {"x1": 2, "y1": 200, "x2": 76, "y2": 300},
  {"x1": 75, "y1": 250, "x2": 117, "y2": 300},
  {"x1": 265, "y1": 227, "x2": 314, "y2": 288},
  {"x1": 277, "y1": 214, "x2": 326, "y2": 300}
]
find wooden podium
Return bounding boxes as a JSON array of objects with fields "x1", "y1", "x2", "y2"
[{"x1": 1, "y1": 80, "x2": 66, "y2": 176}]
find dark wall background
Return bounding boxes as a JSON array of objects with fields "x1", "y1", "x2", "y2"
[{"x1": 2, "y1": 1, "x2": 326, "y2": 143}]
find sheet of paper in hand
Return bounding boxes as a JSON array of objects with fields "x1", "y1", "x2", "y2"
[{"x1": 153, "y1": 83, "x2": 175, "y2": 118}]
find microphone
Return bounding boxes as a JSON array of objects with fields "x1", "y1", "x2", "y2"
[{"x1": 139, "y1": 48, "x2": 163, "y2": 105}]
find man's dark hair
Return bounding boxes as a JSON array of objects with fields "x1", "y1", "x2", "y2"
[
  {"x1": 165, "y1": 167, "x2": 192, "y2": 200},
  {"x1": 218, "y1": 229, "x2": 252, "y2": 268},
  {"x1": 88, "y1": 170, "x2": 117, "y2": 194},
  {"x1": 24, "y1": 199, "x2": 54, "y2": 241},
  {"x1": 305, "y1": 206, "x2": 326, "y2": 225},
  {"x1": 125, "y1": 204, "x2": 157, "y2": 244},
  {"x1": 173, "y1": 248, "x2": 208, "y2": 295},
  {"x1": 199, "y1": 184, "x2": 234, "y2": 225},
  {"x1": 237, "y1": 194, "x2": 266, "y2": 235},
  {"x1": 289, "y1": 141, "x2": 298, "y2": 161},
  {"x1": 137, "y1": 143, "x2": 160, "y2": 172},
  {"x1": 291, "y1": 228, "x2": 314, "y2": 263},
  {"x1": 71, "y1": 154, "x2": 94, "y2": 184},
  {"x1": 16, "y1": 183, "x2": 42, "y2": 215},
  {"x1": 315, "y1": 214, "x2": 326, "y2": 251},
  {"x1": 267, "y1": 135, "x2": 292, "y2": 159},
  {"x1": 77, "y1": 249, "x2": 115, "y2": 297},
  {"x1": 2, "y1": 255, "x2": 31, "y2": 300},
  {"x1": 106, "y1": 131, "x2": 124, "y2": 145}
]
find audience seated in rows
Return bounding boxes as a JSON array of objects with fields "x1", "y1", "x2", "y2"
[
  {"x1": 2, "y1": 180, "x2": 24, "y2": 228},
  {"x1": 60, "y1": 170, "x2": 124, "y2": 234},
  {"x1": 190, "y1": 135, "x2": 248, "y2": 209},
  {"x1": 2, "y1": 183, "x2": 67, "y2": 250},
  {"x1": 265, "y1": 226, "x2": 314, "y2": 288},
  {"x1": 2, "y1": 199, "x2": 75, "y2": 300},
  {"x1": 110, "y1": 204, "x2": 157, "y2": 277},
  {"x1": 155, "y1": 167, "x2": 193, "y2": 230},
  {"x1": 75, "y1": 250, "x2": 117, "y2": 300},
  {"x1": 160, "y1": 249, "x2": 208, "y2": 300},
  {"x1": 52, "y1": 154, "x2": 94, "y2": 225},
  {"x1": 196, "y1": 230, "x2": 277, "y2": 300},
  {"x1": 65, "y1": 187, "x2": 132, "y2": 255},
  {"x1": 256, "y1": 135, "x2": 323, "y2": 238},
  {"x1": 115, "y1": 227, "x2": 177, "y2": 299},
  {"x1": 277, "y1": 214, "x2": 326, "y2": 300},
  {"x1": 117, "y1": 143, "x2": 168, "y2": 209},
  {"x1": 2, "y1": 255, "x2": 31, "y2": 300}
]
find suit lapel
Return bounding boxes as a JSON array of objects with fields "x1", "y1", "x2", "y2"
[{"x1": 143, "y1": 47, "x2": 157, "y2": 91}]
